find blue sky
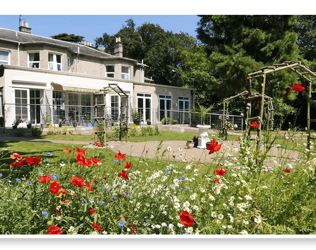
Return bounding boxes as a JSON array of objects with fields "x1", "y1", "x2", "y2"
[{"x1": 0, "y1": 15, "x2": 201, "y2": 45}]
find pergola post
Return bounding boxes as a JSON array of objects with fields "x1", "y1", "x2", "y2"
[
  {"x1": 307, "y1": 81, "x2": 312, "y2": 153},
  {"x1": 257, "y1": 73, "x2": 266, "y2": 151}
]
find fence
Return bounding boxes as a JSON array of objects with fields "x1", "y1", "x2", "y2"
[{"x1": 1, "y1": 103, "x2": 244, "y2": 131}]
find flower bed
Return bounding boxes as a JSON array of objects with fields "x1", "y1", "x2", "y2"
[{"x1": 1, "y1": 133, "x2": 316, "y2": 235}]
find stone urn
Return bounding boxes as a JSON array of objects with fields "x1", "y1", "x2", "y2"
[{"x1": 197, "y1": 125, "x2": 211, "y2": 149}]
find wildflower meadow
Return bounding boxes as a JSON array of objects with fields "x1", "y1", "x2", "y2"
[{"x1": 1, "y1": 128, "x2": 316, "y2": 235}]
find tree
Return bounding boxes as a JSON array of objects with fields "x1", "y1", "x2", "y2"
[
  {"x1": 51, "y1": 33, "x2": 85, "y2": 43},
  {"x1": 196, "y1": 15, "x2": 301, "y2": 117}
]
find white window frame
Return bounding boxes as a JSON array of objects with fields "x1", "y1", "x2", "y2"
[
  {"x1": 0, "y1": 50, "x2": 10, "y2": 65},
  {"x1": 121, "y1": 66, "x2": 130, "y2": 80},
  {"x1": 28, "y1": 52, "x2": 40, "y2": 68},
  {"x1": 105, "y1": 65, "x2": 115, "y2": 78},
  {"x1": 48, "y1": 53, "x2": 62, "y2": 71}
]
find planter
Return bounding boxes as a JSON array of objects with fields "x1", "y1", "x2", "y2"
[
  {"x1": 134, "y1": 120, "x2": 140, "y2": 125},
  {"x1": 87, "y1": 122, "x2": 95, "y2": 127},
  {"x1": 193, "y1": 138, "x2": 199, "y2": 147},
  {"x1": 197, "y1": 125, "x2": 211, "y2": 149},
  {"x1": 147, "y1": 121, "x2": 151, "y2": 125},
  {"x1": 12, "y1": 125, "x2": 17, "y2": 129},
  {"x1": 27, "y1": 124, "x2": 31, "y2": 129},
  {"x1": 59, "y1": 124, "x2": 62, "y2": 128}
]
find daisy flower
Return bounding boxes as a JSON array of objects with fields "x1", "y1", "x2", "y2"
[{"x1": 254, "y1": 218, "x2": 261, "y2": 223}]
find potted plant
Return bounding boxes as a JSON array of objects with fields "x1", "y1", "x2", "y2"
[
  {"x1": 26, "y1": 120, "x2": 32, "y2": 129},
  {"x1": 146, "y1": 119, "x2": 151, "y2": 125},
  {"x1": 72, "y1": 117, "x2": 76, "y2": 127},
  {"x1": 161, "y1": 117, "x2": 171, "y2": 125},
  {"x1": 190, "y1": 103, "x2": 213, "y2": 148},
  {"x1": 42, "y1": 113, "x2": 51, "y2": 128},
  {"x1": 59, "y1": 119, "x2": 63, "y2": 128},
  {"x1": 12, "y1": 117, "x2": 22, "y2": 129},
  {"x1": 132, "y1": 110, "x2": 141, "y2": 125},
  {"x1": 193, "y1": 135, "x2": 199, "y2": 147}
]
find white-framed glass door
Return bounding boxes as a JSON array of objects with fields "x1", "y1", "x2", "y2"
[
  {"x1": 178, "y1": 96, "x2": 190, "y2": 124},
  {"x1": 137, "y1": 93, "x2": 151, "y2": 123},
  {"x1": 30, "y1": 89, "x2": 42, "y2": 125},
  {"x1": 14, "y1": 88, "x2": 29, "y2": 122},
  {"x1": 159, "y1": 95, "x2": 172, "y2": 121}
]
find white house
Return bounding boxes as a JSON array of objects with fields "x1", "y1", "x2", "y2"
[{"x1": 0, "y1": 22, "x2": 195, "y2": 129}]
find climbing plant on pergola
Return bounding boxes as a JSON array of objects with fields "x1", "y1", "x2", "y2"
[{"x1": 247, "y1": 61, "x2": 316, "y2": 153}]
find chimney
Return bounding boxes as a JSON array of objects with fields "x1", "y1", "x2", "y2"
[
  {"x1": 19, "y1": 20, "x2": 31, "y2": 34},
  {"x1": 114, "y1": 37, "x2": 123, "y2": 57}
]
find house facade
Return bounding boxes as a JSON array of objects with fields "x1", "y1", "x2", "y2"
[{"x1": 0, "y1": 23, "x2": 195, "y2": 129}]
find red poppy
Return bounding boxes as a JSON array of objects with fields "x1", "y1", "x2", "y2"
[
  {"x1": 124, "y1": 162, "x2": 132, "y2": 169},
  {"x1": 58, "y1": 187, "x2": 68, "y2": 196},
  {"x1": 103, "y1": 177, "x2": 107, "y2": 180},
  {"x1": 10, "y1": 153, "x2": 22, "y2": 160},
  {"x1": 92, "y1": 222, "x2": 103, "y2": 232},
  {"x1": 290, "y1": 83, "x2": 305, "y2": 92},
  {"x1": 63, "y1": 148, "x2": 72, "y2": 153},
  {"x1": 118, "y1": 171, "x2": 129, "y2": 181},
  {"x1": 38, "y1": 175, "x2": 51, "y2": 183},
  {"x1": 215, "y1": 168, "x2": 227, "y2": 176},
  {"x1": 238, "y1": 135, "x2": 241, "y2": 140},
  {"x1": 115, "y1": 150, "x2": 126, "y2": 161},
  {"x1": 179, "y1": 211, "x2": 195, "y2": 226},
  {"x1": 50, "y1": 181, "x2": 61, "y2": 194},
  {"x1": 26, "y1": 156, "x2": 34, "y2": 165},
  {"x1": 206, "y1": 139, "x2": 221, "y2": 154},
  {"x1": 132, "y1": 225, "x2": 138, "y2": 234},
  {"x1": 215, "y1": 178, "x2": 220, "y2": 184},
  {"x1": 71, "y1": 176, "x2": 85, "y2": 187},
  {"x1": 283, "y1": 169, "x2": 291, "y2": 173},
  {"x1": 10, "y1": 158, "x2": 25, "y2": 168},
  {"x1": 47, "y1": 225, "x2": 62, "y2": 235},
  {"x1": 89, "y1": 208, "x2": 95, "y2": 214},
  {"x1": 76, "y1": 148, "x2": 86, "y2": 162},
  {"x1": 77, "y1": 158, "x2": 92, "y2": 167},
  {"x1": 250, "y1": 121, "x2": 259, "y2": 128},
  {"x1": 94, "y1": 141, "x2": 103, "y2": 147},
  {"x1": 91, "y1": 158, "x2": 102, "y2": 166},
  {"x1": 85, "y1": 181, "x2": 93, "y2": 192}
]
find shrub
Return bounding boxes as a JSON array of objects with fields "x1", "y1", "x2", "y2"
[
  {"x1": 31, "y1": 126, "x2": 43, "y2": 137},
  {"x1": 47, "y1": 125, "x2": 54, "y2": 135},
  {"x1": 154, "y1": 124, "x2": 160, "y2": 135},
  {"x1": 128, "y1": 124, "x2": 139, "y2": 137}
]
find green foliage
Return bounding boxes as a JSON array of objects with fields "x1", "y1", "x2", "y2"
[
  {"x1": 154, "y1": 124, "x2": 160, "y2": 136},
  {"x1": 31, "y1": 126, "x2": 43, "y2": 137},
  {"x1": 190, "y1": 103, "x2": 213, "y2": 125},
  {"x1": 51, "y1": 33, "x2": 85, "y2": 43}
]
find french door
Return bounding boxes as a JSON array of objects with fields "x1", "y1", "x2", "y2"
[
  {"x1": 15, "y1": 89, "x2": 29, "y2": 122},
  {"x1": 159, "y1": 95, "x2": 172, "y2": 121},
  {"x1": 137, "y1": 93, "x2": 151, "y2": 123},
  {"x1": 15, "y1": 88, "x2": 43, "y2": 125},
  {"x1": 178, "y1": 97, "x2": 190, "y2": 124}
]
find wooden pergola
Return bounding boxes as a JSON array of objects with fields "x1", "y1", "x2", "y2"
[{"x1": 247, "y1": 61, "x2": 316, "y2": 153}]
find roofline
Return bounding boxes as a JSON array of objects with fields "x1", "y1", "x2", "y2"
[
  {"x1": 0, "y1": 27, "x2": 146, "y2": 66},
  {"x1": 134, "y1": 81, "x2": 196, "y2": 91},
  {"x1": 1, "y1": 65, "x2": 196, "y2": 91}
]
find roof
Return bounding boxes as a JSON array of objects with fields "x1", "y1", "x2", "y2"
[{"x1": 0, "y1": 27, "x2": 140, "y2": 64}]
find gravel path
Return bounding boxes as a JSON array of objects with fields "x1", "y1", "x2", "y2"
[{"x1": 0, "y1": 136, "x2": 301, "y2": 165}]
